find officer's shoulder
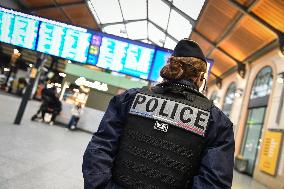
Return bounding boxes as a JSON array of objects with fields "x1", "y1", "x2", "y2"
[
  {"x1": 115, "y1": 88, "x2": 142, "y2": 104},
  {"x1": 210, "y1": 105, "x2": 233, "y2": 127}
]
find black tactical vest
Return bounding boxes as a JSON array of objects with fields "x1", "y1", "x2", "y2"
[{"x1": 113, "y1": 83, "x2": 213, "y2": 189}]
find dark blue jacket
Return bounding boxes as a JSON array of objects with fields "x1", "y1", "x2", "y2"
[{"x1": 82, "y1": 81, "x2": 235, "y2": 189}]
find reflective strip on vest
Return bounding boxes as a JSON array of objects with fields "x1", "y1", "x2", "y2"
[{"x1": 129, "y1": 93, "x2": 210, "y2": 137}]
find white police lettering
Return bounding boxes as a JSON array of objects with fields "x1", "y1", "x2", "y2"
[
  {"x1": 130, "y1": 93, "x2": 210, "y2": 137},
  {"x1": 154, "y1": 121, "x2": 168, "y2": 132}
]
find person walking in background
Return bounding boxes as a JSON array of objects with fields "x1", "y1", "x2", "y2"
[
  {"x1": 68, "y1": 103, "x2": 83, "y2": 130},
  {"x1": 82, "y1": 39, "x2": 235, "y2": 189}
]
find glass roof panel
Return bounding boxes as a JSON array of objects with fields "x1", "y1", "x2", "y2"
[
  {"x1": 126, "y1": 21, "x2": 147, "y2": 40},
  {"x1": 167, "y1": 9, "x2": 192, "y2": 40},
  {"x1": 164, "y1": 36, "x2": 177, "y2": 50},
  {"x1": 88, "y1": 0, "x2": 198, "y2": 47},
  {"x1": 148, "y1": 0, "x2": 170, "y2": 29},
  {"x1": 90, "y1": 0, "x2": 123, "y2": 23},
  {"x1": 148, "y1": 22, "x2": 166, "y2": 47},
  {"x1": 173, "y1": 0, "x2": 205, "y2": 20},
  {"x1": 102, "y1": 24, "x2": 127, "y2": 38},
  {"x1": 120, "y1": 0, "x2": 147, "y2": 20}
]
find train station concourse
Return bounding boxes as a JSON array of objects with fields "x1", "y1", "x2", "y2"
[{"x1": 0, "y1": 0, "x2": 284, "y2": 189}]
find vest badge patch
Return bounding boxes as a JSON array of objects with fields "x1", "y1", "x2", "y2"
[
  {"x1": 129, "y1": 93, "x2": 210, "y2": 137},
  {"x1": 154, "y1": 121, "x2": 168, "y2": 132}
]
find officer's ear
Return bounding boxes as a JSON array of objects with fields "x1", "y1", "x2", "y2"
[
  {"x1": 195, "y1": 72, "x2": 205, "y2": 89},
  {"x1": 199, "y1": 72, "x2": 205, "y2": 82}
]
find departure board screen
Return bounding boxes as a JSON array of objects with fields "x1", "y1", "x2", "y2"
[
  {"x1": 148, "y1": 49, "x2": 172, "y2": 82},
  {"x1": 37, "y1": 22, "x2": 91, "y2": 63},
  {"x1": 94, "y1": 37, "x2": 155, "y2": 79},
  {"x1": 86, "y1": 35, "x2": 102, "y2": 65},
  {"x1": 0, "y1": 10, "x2": 39, "y2": 50},
  {"x1": 0, "y1": 6, "x2": 179, "y2": 81}
]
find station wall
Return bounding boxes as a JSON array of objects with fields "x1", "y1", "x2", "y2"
[{"x1": 207, "y1": 48, "x2": 284, "y2": 189}]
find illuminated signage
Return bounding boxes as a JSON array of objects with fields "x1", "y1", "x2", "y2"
[
  {"x1": 93, "y1": 37, "x2": 155, "y2": 79},
  {"x1": 148, "y1": 49, "x2": 172, "y2": 82},
  {"x1": 0, "y1": 10, "x2": 39, "y2": 50},
  {"x1": 259, "y1": 131, "x2": 282, "y2": 176},
  {"x1": 0, "y1": 6, "x2": 180, "y2": 81},
  {"x1": 75, "y1": 77, "x2": 108, "y2": 92},
  {"x1": 37, "y1": 22, "x2": 91, "y2": 63}
]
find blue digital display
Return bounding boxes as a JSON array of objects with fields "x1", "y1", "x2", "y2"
[
  {"x1": 148, "y1": 49, "x2": 172, "y2": 81},
  {"x1": 86, "y1": 35, "x2": 102, "y2": 65},
  {"x1": 0, "y1": 10, "x2": 39, "y2": 50},
  {"x1": 37, "y1": 22, "x2": 91, "y2": 63},
  {"x1": 0, "y1": 11, "x2": 14, "y2": 44},
  {"x1": 36, "y1": 22, "x2": 66, "y2": 57},
  {"x1": 0, "y1": 6, "x2": 182, "y2": 81},
  {"x1": 92, "y1": 36, "x2": 155, "y2": 79}
]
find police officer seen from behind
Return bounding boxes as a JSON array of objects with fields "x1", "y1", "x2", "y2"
[{"x1": 82, "y1": 39, "x2": 235, "y2": 189}]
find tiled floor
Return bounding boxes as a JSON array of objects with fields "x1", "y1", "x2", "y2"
[{"x1": 0, "y1": 93, "x2": 269, "y2": 189}]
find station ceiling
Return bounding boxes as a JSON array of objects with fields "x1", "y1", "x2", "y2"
[{"x1": 13, "y1": 0, "x2": 284, "y2": 85}]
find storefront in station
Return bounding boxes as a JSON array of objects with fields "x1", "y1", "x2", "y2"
[{"x1": 57, "y1": 63, "x2": 148, "y2": 132}]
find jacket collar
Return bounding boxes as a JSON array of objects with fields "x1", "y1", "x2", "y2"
[
  {"x1": 155, "y1": 79, "x2": 199, "y2": 93},
  {"x1": 173, "y1": 79, "x2": 199, "y2": 90}
]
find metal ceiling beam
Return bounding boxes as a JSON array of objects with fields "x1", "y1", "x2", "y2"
[
  {"x1": 195, "y1": 29, "x2": 247, "y2": 77},
  {"x1": 210, "y1": 72, "x2": 218, "y2": 78},
  {"x1": 134, "y1": 38, "x2": 146, "y2": 41},
  {"x1": 228, "y1": 0, "x2": 284, "y2": 55},
  {"x1": 189, "y1": 0, "x2": 209, "y2": 39},
  {"x1": 205, "y1": 0, "x2": 260, "y2": 58},
  {"x1": 101, "y1": 19, "x2": 147, "y2": 27},
  {"x1": 51, "y1": 0, "x2": 73, "y2": 24},
  {"x1": 148, "y1": 20, "x2": 178, "y2": 43},
  {"x1": 30, "y1": 1, "x2": 85, "y2": 12},
  {"x1": 160, "y1": 0, "x2": 195, "y2": 26},
  {"x1": 205, "y1": 13, "x2": 243, "y2": 57},
  {"x1": 148, "y1": 39, "x2": 158, "y2": 46},
  {"x1": 194, "y1": 29, "x2": 241, "y2": 64},
  {"x1": 84, "y1": 0, "x2": 101, "y2": 30},
  {"x1": 118, "y1": 0, "x2": 129, "y2": 38},
  {"x1": 162, "y1": 0, "x2": 173, "y2": 47},
  {"x1": 227, "y1": 0, "x2": 282, "y2": 35},
  {"x1": 208, "y1": 39, "x2": 278, "y2": 86},
  {"x1": 244, "y1": 39, "x2": 278, "y2": 63},
  {"x1": 208, "y1": 66, "x2": 237, "y2": 86}
]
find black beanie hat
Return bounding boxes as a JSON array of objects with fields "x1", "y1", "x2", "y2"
[{"x1": 172, "y1": 39, "x2": 206, "y2": 62}]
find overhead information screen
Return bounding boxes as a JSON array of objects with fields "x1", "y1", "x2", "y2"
[
  {"x1": 88, "y1": 35, "x2": 155, "y2": 79},
  {"x1": 0, "y1": 6, "x2": 178, "y2": 81},
  {"x1": 149, "y1": 49, "x2": 172, "y2": 82},
  {"x1": 37, "y1": 22, "x2": 91, "y2": 63},
  {"x1": 36, "y1": 22, "x2": 66, "y2": 57},
  {"x1": 0, "y1": 11, "x2": 14, "y2": 44},
  {"x1": 61, "y1": 28, "x2": 91, "y2": 63},
  {"x1": 0, "y1": 9, "x2": 39, "y2": 50}
]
